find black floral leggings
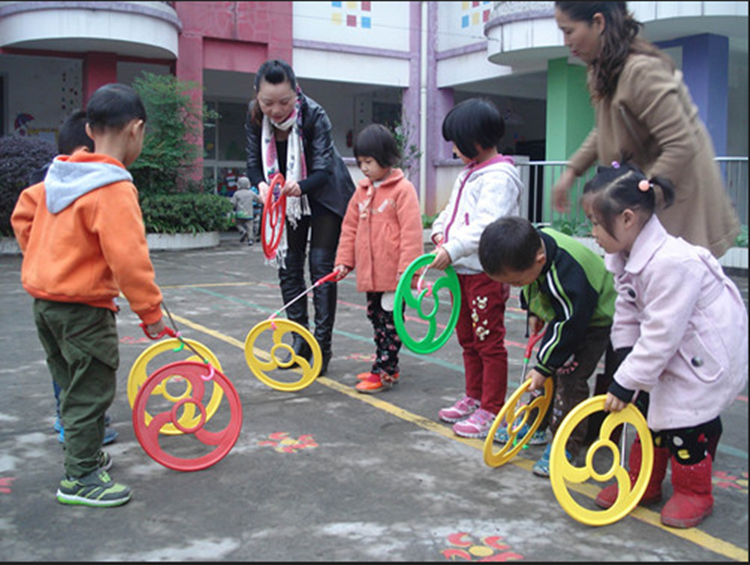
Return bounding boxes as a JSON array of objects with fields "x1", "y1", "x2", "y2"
[{"x1": 366, "y1": 292, "x2": 402, "y2": 377}]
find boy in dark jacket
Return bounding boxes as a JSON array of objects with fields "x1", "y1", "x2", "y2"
[{"x1": 479, "y1": 216, "x2": 616, "y2": 477}]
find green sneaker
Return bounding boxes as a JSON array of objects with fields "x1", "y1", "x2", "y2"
[
  {"x1": 56, "y1": 469, "x2": 131, "y2": 507},
  {"x1": 97, "y1": 451, "x2": 113, "y2": 472}
]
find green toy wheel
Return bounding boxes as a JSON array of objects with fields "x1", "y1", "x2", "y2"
[{"x1": 393, "y1": 254, "x2": 461, "y2": 354}]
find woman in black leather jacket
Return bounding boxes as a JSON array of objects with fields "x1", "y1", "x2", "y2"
[{"x1": 245, "y1": 59, "x2": 355, "y2": 375}]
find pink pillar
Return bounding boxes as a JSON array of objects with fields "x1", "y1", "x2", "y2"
[
  {"x1": 82, "y1": 52, "x2": 118, "y2": 106},
  {"x1": 175, "y1": 33, "x2": 205, "y2": 183}
]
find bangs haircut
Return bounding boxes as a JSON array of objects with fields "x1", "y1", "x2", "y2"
[
  {"x1": 479, "y1": 216, "x2": 542, "y2": 276},
  {"x1": 86, "y1": 83, "x2": 146, "y2": 133},
  {"x1": 442, "y1": 98, "x2": 504, "y2": 160},
  {"x1": 353, "y1": 124, "x2": 400, "y2": 168}
]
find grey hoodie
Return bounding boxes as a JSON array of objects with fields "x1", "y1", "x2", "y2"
[{"x1": 44, "y1": 156, "x2": 133, "y2": 214}]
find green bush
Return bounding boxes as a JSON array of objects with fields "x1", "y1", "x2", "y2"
[
  {"x1": 422, "y1": 213, "x2": 438, "y2": 229},
  {"x1": 130, "y1": 72, "x2": 218, "y2": 196},
  {"x1": 551, "y1": 217, "x2": 592, "y2": 237},
  {"x1": 0, "y1": 135, "x2": 57, "y2": 236},
  {"x1": 130, "y1": 72, "x2": 228, "y2": 236},
  {"x1": 140, "y1": 193, "x2": 233, "y2": 234},
  {"x1": 735, "y1": 224, "x2": 748, "y2": 248}
]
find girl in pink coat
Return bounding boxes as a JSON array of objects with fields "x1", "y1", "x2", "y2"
[
  {"x1": 582, "y1": 162, "x2": 748, "y2": 529},
  {"x1": 334, "y1": 124, "x2": 424, "y2": 393}
]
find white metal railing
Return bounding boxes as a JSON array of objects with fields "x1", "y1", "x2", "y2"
[
  {"x1": 515, "y1": 158, "x2": 749, "y2": 236},
  {"x1": 716, "y1": 157, "x2": 749, "y2": 229}
]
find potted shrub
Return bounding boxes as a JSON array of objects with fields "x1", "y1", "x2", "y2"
[{"x1": 131, "y1": 72, "x2": 229, "y2": 249}]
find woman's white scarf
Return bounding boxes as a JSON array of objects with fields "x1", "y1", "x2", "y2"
[{"x1": 261, "y1": 91, "x2": 310, "y2": 268}]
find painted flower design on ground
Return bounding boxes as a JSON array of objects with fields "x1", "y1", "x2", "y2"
[
  {"x1": 442, "y1": 532, "x2": 523, "y2": 561},
  {"x1": 0, "y1": 477, "x2": 15, "y2": 494},
  {"x1": 259, "y1": 432, "x2": 319, "y2": 454},
  {"x1": 713, "y1": 470, "x2": 748, "y2": 494}
]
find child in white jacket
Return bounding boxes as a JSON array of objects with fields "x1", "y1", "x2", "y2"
[
  {"x1": 582, "y1": 162, "x2": 748, "y2": 529},
  {"x1": 430, "y1": 98, "x2": 523, "y2": 439}
]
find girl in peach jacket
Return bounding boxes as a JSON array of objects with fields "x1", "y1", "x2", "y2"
[{"x1": 334, "y1": 124, "x2": 424, "y2": 394}]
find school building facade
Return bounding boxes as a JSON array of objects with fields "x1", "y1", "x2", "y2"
[{"x1": 1, "y1": 1, "x2": 747, "y2": 224}]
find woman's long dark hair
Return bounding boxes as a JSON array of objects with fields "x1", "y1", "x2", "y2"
[
  {"x1": 249, "y1": 59, "x2": 298, "y2": 127},
  {"x1": 555, "y1": 2, "x2": 674, "y2": 100}
]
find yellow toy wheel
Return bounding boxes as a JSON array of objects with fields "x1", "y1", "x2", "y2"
[
  {"x1": 549, "y1": 395, "x2": 653, "y2": 526},
  {"x1": 483, "y1": 378, "x2": 553, "y2": 467},
  {"x1": 244, "y1": 319, "x2": 322, "y2": 392},
  {"x1": 127, "y1": 338, "x2": 223, "y2": 435}
]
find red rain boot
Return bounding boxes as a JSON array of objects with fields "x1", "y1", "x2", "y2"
[
  {"x1": 595, "y1": 436, "x2": 670, "y2": 509},
  {"x1": 660, "y1": 454, "x2": 714, "y2": 529}
]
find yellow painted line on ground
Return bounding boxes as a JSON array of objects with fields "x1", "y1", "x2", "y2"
[
  {"x1": 168, "y1": 312, "x2": 248, "y2": 350},
  {"x1": 166, "y1": 311, "x2": 748, "y2": 562}
]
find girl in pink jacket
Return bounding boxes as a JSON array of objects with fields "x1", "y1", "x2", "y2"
[
  {"x1": 334, "y1": 124, "x2": 424, "y2": 393},
  {"x1": 582, "y1": 162, "x2": 748, "y2": 529}
]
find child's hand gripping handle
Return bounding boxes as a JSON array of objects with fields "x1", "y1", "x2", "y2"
[
  {"x1": 140, "y1": 323, "x2": 176, "y2": 340},
  {"x1": 139, "y1": 320, "x2": 214, "y2": 379},
  {"x1": 315, "y1": 271, "x2": 345, "y2": 286}
]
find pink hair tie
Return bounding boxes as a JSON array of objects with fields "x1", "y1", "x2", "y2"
[
  {"x1": 611, "y1": 161, "x2": 620, "y2": 169},
  {"x1": 638, "y1": 179, "x2": 651, "y2": 192}
]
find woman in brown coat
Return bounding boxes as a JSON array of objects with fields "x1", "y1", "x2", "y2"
[{"x1": 552, "y1": 2, "x2": 740, "y2": 258}]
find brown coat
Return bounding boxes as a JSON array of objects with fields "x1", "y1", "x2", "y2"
[{"x1": 568, "y1": 53, "x2": 741, "y2": 258}]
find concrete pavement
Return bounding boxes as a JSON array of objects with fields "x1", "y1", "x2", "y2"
[{"x1": 0, "y1": 233, "x2": 747, "y2": 561}]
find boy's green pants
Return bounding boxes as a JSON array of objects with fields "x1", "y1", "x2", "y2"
[{"x1": 33, "y1": 299, "x2": 119, "y2": 478}]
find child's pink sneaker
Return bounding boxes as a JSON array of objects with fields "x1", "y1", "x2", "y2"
[
  {"x1": 452, "y1": 408, "x2": 496, "y2": 438},
  {"x1": 438, "y1": 395, "x2": 480, "y2": 423}
]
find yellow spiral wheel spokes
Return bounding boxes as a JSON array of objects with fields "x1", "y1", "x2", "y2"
[
  {"x1": 483, "y1": 379, "x2": 553, "y2": 467},
  {"x1": 244, "y1": 319, "x2": 322, "y2": 392},
  {"x1": 549, "y1": 395, "x2": 653, "y2": 526},
  {"x1": 155, "y1": 372, "x2": 194, "y2": 403},
  {"x1": 127, "y1": 338, "x2": 223, "y2": 435}
]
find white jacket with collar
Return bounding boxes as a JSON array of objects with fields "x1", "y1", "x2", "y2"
[
  {"x1": 605, "y1": 215, "x2": 747, "y2": 431},
  {"x1": 430, "y1": 155, "x2": 522, "y2": 275}
]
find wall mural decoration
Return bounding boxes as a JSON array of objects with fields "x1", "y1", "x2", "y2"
[
  {"x1": 461, "y1": 1, "x2": 491, "y2": 28},
  {"x1": 331, "y1": 1, "x2": 372, "y2": 29}
]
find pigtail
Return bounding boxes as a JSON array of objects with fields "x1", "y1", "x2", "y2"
[{"x1": 649, "y1": 175, "x2": 676, "y2": 209}]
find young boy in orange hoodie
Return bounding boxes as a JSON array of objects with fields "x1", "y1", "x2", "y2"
[
  {"x1": 12, "y1": 83, "x2": 166, "y2": 508},
  {"x1": 29, "y1": 109, "x2": 119, "y2": 447}
]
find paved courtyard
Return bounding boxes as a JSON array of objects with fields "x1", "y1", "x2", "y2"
[{"x1": 0, "y1": 233, "x2": 747, "y2": 562}]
